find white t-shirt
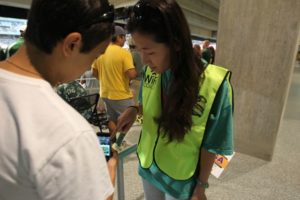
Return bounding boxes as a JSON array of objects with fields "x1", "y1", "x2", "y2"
[{"x1": 0, "y1": 69, "x2": 114, "y2": 200}]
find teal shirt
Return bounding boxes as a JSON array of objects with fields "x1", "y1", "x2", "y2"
[{"x1": 138, "y1": 68, "x2": 234, "y2": 198}]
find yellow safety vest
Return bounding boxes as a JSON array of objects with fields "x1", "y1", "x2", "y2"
[{"x1": 138, "y1": 64, "x2": 231, "y2": 180}]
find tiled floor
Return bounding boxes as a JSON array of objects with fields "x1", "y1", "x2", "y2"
[{"x1": 114, "y1": 64, "x2": 300, "y2": 200}]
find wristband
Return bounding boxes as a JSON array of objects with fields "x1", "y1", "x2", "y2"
[
  {"x1": 128, "y1": 105, "x2": 139, "y2": 113},
  {"x1": 197, "y1": 179, "x2": 209, "y2": 189},
  {"x1": 112, "y1": 132, "x2": 126, "y2": 152}
]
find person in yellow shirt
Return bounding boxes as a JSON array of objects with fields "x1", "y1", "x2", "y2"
[{"x1": 93, "y1": 25, "x2": 137, "y2": 135}]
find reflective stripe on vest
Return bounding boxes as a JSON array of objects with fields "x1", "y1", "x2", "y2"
[{"x1": 137, "y1": 64, "x2": 230, "y2": 180}]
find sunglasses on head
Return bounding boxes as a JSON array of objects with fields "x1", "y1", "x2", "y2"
[{"x1": 131, "y1": 2, "x2": 158, "y2": 21}]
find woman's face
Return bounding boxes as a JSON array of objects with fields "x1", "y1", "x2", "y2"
[{"x1": 132, "y1": 32, "x2": 170, "y2": 74}]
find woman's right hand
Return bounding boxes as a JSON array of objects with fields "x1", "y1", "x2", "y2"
[{"x1": 115, "y1": 106, "x2": 138, "y2": 133}]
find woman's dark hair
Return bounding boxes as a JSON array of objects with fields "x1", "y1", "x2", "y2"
[
  {"x1": 25, "y1": 0, "x2": 114, "y2": 54},
  {"x1": 127, "y1": 0, "x2": 204, "y2": 141}
]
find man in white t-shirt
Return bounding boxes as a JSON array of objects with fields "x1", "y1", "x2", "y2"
[{"x1": 0, "y1": 0, "x2": 115, "y2": 199}]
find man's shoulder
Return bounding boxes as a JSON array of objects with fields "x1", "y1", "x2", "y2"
[{"x1": 1, "y1": 81, "x2": 96, "y2": 166}]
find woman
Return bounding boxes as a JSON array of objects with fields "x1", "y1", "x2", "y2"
[{"x1": 117, "y1": 0, "x2": 234, "y2": 199}]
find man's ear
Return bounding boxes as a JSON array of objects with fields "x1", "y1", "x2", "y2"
[{"x1": 62, "y1": 32, "x2": 82, "y2": 57}]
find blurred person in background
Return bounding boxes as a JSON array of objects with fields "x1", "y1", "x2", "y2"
[
  {"x1": 201, "y1": 40, "x2": 212, "y2": 64},
  {"x1": 92, "y1": 26, "x2": 136, "y2": 196},
  {"x1": 56, "y1": 80, "x2": 92, "y2": 120},
  {"x1": 193, "y1": 43, "x2": 202, "y2": 59},
  {"x1": 93, "y1": 25, "x2": 137, "y2": 135},
  {"x1": 193, "y1": 43, "x2": 208, "y2": 67},
  {"x1": 6, "y1": 25, "x2": 26, "y2": 58},
  {"x1": 208, "y1": 46, "x2": 215, "y2": 64}
]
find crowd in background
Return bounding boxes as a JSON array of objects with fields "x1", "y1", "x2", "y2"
[{"x1": 193, "y1": 40, "x2": 215, "y2": 66}]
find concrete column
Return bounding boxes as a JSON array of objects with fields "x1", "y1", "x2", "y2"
[{"x1": 215, "y1": 0, "x2": 300, "y2": 160}]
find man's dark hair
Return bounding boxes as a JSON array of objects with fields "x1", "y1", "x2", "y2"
[
  {"x1": 111, "y1": 35, "x2": 118, "y2": 42},
  {"x1": 25, "y1": 0, "x2": 114, "y2": 54}
]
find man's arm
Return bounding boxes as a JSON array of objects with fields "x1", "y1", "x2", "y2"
[
  {"x1": 125, "y1": 68, "x2": 137, "y2": 80},
  {"x1": 123, "y1": 49, "x2": 137, "y2": 80}
]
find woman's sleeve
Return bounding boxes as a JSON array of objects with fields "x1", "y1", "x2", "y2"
[{"x1": 202, "y1": 79, "x2": 234, "y2": 156}]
